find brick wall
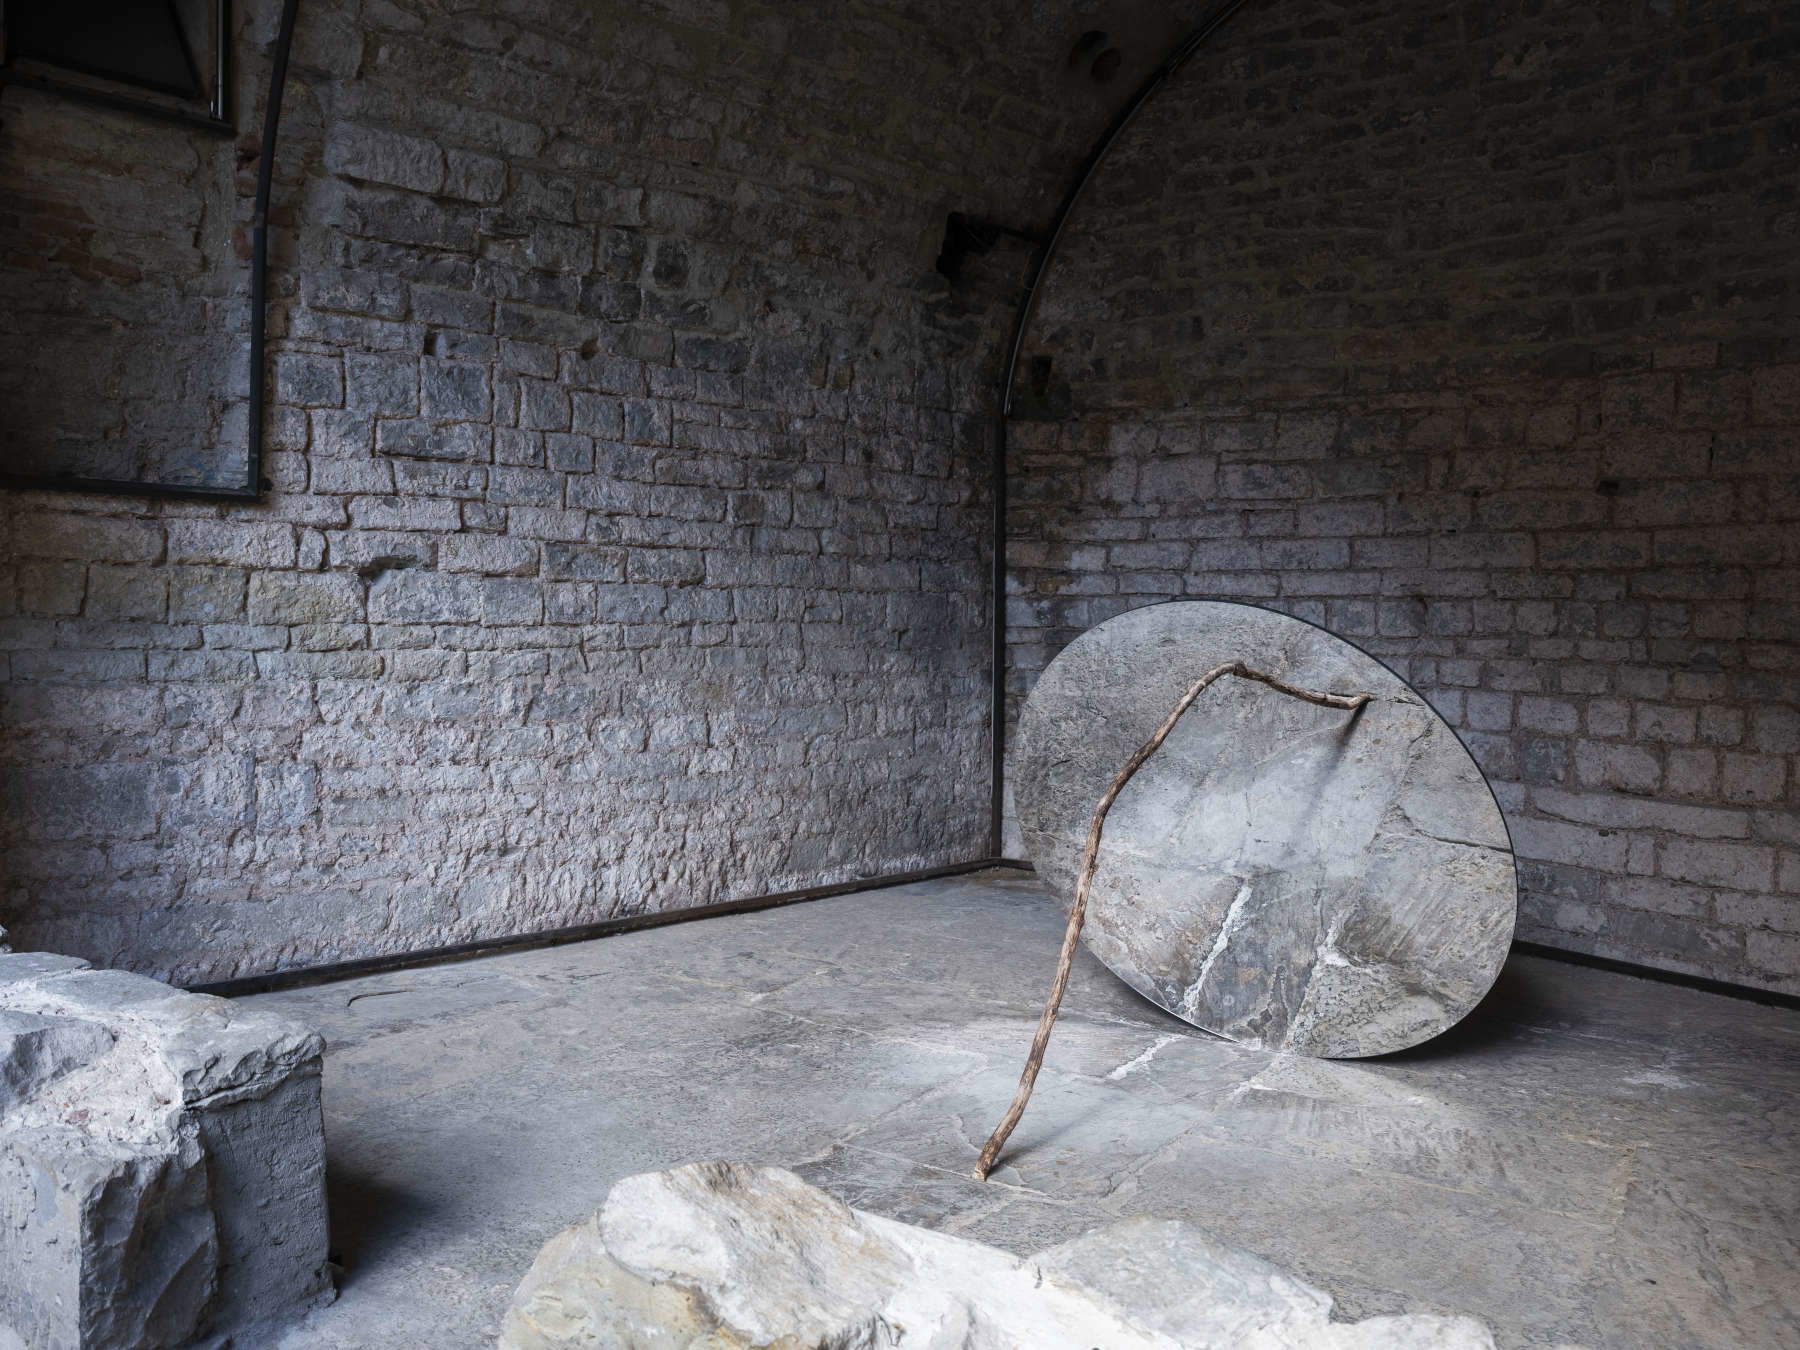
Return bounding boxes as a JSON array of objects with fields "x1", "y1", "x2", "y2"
[
  {"x1": 0, "y1": 70, "x2": 250, "y2": 486},
  {"x1": 1006, "y1": 0, "x2": 1800, "y2": 992},
  {"x1": 0, "y1": 0, "x2": 1152, "y2": 984}
]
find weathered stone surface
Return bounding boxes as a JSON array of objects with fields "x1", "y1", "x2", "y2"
[
  {"x1": 1015, "y1": 601, "x2": 1515, "y2": 1058},
  {"x1": 499, "y1": 1161, "x2": 1500, "y2": 1348},
  {"x1": 0, "y1": 953, "x2": 331, "y2": 1349}
]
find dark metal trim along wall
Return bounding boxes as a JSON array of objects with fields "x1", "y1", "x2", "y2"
[{"x1": 987, "y1": 0, "x2": 1253, "y2": 854}]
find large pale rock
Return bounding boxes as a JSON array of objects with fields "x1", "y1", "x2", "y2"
[
  {"x1": 0, "y1": 952, "x2": 332, "y2": 1350},
  {"x1": 498, "y1": 1162, "x2": 1498, "y2": 1349},
  {"x1": 1014, "y1": 601, "x2": 1516, "y2": 1058}
]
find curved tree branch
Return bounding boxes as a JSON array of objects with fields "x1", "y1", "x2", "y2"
[{"x1": 973, "y1": 661, "x2": 1372, "y2": 1181}]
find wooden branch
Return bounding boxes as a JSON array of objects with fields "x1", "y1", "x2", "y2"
[{"x1": 972, "y1": 661, "x2": 1371, "y2": 1181}]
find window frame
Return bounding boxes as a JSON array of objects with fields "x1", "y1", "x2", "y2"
[{"x1": 0, "y1": 0, "x2": 233, "y2": 134}]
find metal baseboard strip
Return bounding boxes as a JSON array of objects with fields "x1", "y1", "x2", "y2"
[
  {"x1": 195, "y1": 858, "x2": 1793, "y2": 1012},
  {"x1": 193, "y1": 857, "x2": 1026, "y2": 998},
  {"x1": 1509, "y1": 939, "x2": 1800, "y2": 1011}
]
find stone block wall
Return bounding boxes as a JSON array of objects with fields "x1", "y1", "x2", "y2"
[
  {"x1": 1006, "y1": 0, "x2": 1800, "y2": 991},
  {"x1": 0, "y1": 0, "x2": 1158, "y2": 985},
  {"x1": 0, "y1": 70, "x2": 251, "y2": 489}
]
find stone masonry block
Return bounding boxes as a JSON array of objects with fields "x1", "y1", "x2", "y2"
[
  {"x1": 420, "y1": 359, "x2": 491, "y2": 423},
  {"x1": 444, "y1": 148, "x2": 507, "y2": 203},
  {"x1": 272, "y1": 354, "x2": 345, "y2": 410},
  {"x1": 325, "y1": 123, "x2": 446, "y2": 195},
  {"x1": 248, "y1": 572, "x2": 365, "y2": 625},
  {"x1": 349, "y1": 495, "x2": 463, "y2": 533},
  {"x1": 166, "y1": 522, "x2": 297, "y2": 570},
  {"x1": 1660, "y1": 838, "x2": 1775, "y2": 891},
  {"x1": 440, "y1": 534, "x2": 538, "y2": 576},
  {"x1": 1750, "y1": 364, "x2": 1800, "y2": 423},
  {"x1": 0, "y1": 953, "x2": 330, "y2": 1349},
  {"x1": 345, "y1": 353, "x2": 419, "y2": 417},
  {"x1": 481, "y1": 578, "x2": 544, "y2": 625},
  {"x1": 375, "y1": 420, "x2": 493, "y2": 463},
  {"x1": 0, "y1": 764, "x2": 158, "y2": 843},
  {"x1": 15, "y1": 562, "x2": 86, "y2": 615},
  {"x1": 84, "y1": 566, "x2": 167, "y2": 623},
  {"x1": 1752, "y1": 706, "x2": 1800, "y2": 755},
  {"x1": 366, "y1": 570, "x2": 481, "y2": 624},
  {"x1": 15, "y1": 516, "x2": 162, "y2": 565}
]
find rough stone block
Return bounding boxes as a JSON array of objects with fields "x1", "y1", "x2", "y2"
[
  {"x1": 375, "y1": 420, "x2": 493, "y2": 463},
  {"x1": 325, "y1": 123, "x2": 446, "y2": 195},
  {"x1": 443, "y1": 148, "x2": 507, "y2": 204},
  {"x1": 367, "y1": 570, "x2": 481, "y2": 624},
  {"x1": 82, "y1": 566, "x2": 167, "y2": 623},
  {"x1": 166, "y1": 522, "x2": 297, "y2": 570},
  {"x1": 272, "y1": 354, "x2": 345, "y2": 410},
  {"x1": 247, "y1": 572, "x2": 364, "y2": 625},
  {"x1": 345, "y1": 352, "x2": 419, "y2": 417},
  {"x1": 16, "y1": 562, "x2": 86, "y2": 616},
  {"x1": 349, "y1": 495, "x2": 463, "y2": 533},
  {"x1": 420, "y1": 359, "x2": 491, "y2": 423},
  {"x1": 14, "y1": 517, "x2": 163, "y2": 565},
  {"x1": 302, "y1": 268, "x2": 409, "y2": 321},
  {"x1": 1660, "y1": 838, "x2": 1774, "y2": 892},
  {"x1": 440, "y1": 534, "x2": 538, "y2": 576},
  {"x1": 0, "y1": 765, "x2": 157, "y2": 843},
  {"x1": 500, "y1": 1162, "x2": 1497, "y2": 1348},
  {"x1": 0, "y1": 954, "x2": 330, "y2": 1349},
  {"x1": 481, "y1": 578, "x2": 544, "y2": 625}
]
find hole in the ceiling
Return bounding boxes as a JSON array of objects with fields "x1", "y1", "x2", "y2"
[
  {"x1": 1068, "y1": 30, "x2": 1109, "y2": 69},
  {"x1": 1091, "y1": 47, "x2": 1124, "y2": 83},
  {"x1": 935, "y1": 212, "x2": 1000, "y2": 281}
]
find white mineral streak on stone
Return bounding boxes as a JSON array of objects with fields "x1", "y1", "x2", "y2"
[
  {"x1": 498, "y1": 1162, "x2": 1502, "y2": 1349},
  {"x1": 0, "y1": 952, "x2": 331, "y2": 1350},
  {"x1": 1189, "y1": 875, "x2": 1256, "y2": 1010},
  {"x1": 1244, "y1": 1053, "x2": 1439, "y2": 1109},
  {"x1": 1105, "y1": 1032, "x2": 1187, "y2": 1081},
  {"x1": 1014, "y1": 601, "x2": 1518, "y2": 1059}
]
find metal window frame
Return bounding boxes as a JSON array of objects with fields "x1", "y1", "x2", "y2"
[
  {"x1": 0, "y1": 0, "x2": 234, "y2": 134},
  {"x1": 0, "y1": 0, "x2": 298, "y2": 503}
]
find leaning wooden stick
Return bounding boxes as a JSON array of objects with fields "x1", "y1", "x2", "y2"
[{"x1": 972, "y1": 660, "x2": 1372, "y2": 1181}]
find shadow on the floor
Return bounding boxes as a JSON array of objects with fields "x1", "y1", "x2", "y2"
[
  {"x1": 1372, "y1": 956, "x2": 1549, "y2": 1064},
  {"x1": 326, "y1": 1161, "x2": 442, "y2": 1285}
]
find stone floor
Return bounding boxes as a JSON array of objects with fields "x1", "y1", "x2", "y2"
[{"x1": 246, "y1": 867, "x2": 1800, "y2": 1349}]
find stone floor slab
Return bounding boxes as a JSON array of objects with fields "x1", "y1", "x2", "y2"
[{"x1": 251, "y1": 870, "x2": 1800, "y2": 1350}]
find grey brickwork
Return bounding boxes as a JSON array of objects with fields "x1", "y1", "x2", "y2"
[
  {"x1": 0, "y1": 0, "x2": 1188, "y2": 985},
  {"x1": 1005, "y1": 0, "x2": 1800, "y2": 992},
  {"x1": 0, "y1": 85, "x2": 251, "y2": 489}
]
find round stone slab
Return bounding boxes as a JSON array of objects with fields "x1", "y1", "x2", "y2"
[{"x1": 1015, "y1": 601, "x2": 1515, "y2": 1058}]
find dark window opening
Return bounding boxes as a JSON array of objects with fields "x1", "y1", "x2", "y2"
[{"x1": 1, "y1": 0, "x2": 231, "y2": 130}]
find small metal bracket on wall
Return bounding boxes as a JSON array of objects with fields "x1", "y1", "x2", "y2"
[
  {"x1": 987, "y1": 0, "x2": 1254, "y2": 855},
  {"x1": 0, "y1": 0, "x2": 299, "y2": 502}
]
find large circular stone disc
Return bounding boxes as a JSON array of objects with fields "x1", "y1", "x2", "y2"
[{"x1": 1015, "y1": 601, "x2": 1516, "y2": 1058}]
